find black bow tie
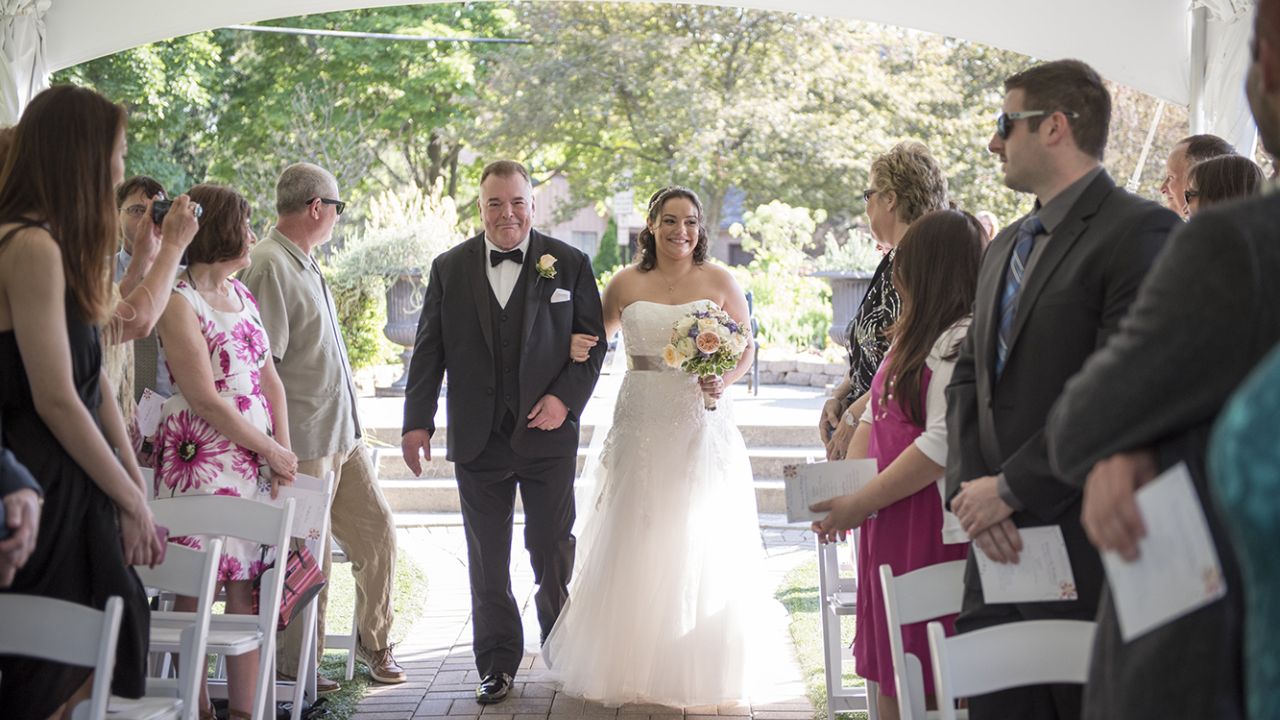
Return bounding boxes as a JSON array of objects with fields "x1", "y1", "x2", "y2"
[{"x1": 490, "y1": 248, "x2": 524, "y2": 267}]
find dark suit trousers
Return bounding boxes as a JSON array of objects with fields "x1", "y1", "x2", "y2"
[
  {"x1": 455, "y1": 423, "x2": 577, "y2": 677},
  {"x1": 957, "y1": 557, "x2": 1085, "y2": 720}
]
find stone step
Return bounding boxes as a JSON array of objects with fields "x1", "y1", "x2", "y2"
[
  {"x1": 371, "y1": 445, "x2": 825, "y2": 481},
  {"x1": 380, "y1": 477, "x2": 792, "y2": 514},
  {"x1": 366, "y1": 423, "x2": 822, "y2": 450}
]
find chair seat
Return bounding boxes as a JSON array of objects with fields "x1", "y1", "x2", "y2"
[
  {"x1": 149, "y1": 624, "x2": 263, "y2": 656},
  {"x1": 105, "y1": 695, "x2": 182, "y2": 720}
]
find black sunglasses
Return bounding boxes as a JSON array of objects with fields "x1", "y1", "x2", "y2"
[
  {"x1": 861, "y1": 189, "x2": 877, "y2": 203},
  {"x1": 309, "y1": 197, "x2": 346, "y2": 215},
  {"x1": 995, "y1": 110, "x2": 1080, "y2": 140}
]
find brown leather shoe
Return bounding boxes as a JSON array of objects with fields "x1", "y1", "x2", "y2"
[
  {"x1": 315, "y1": 673, "x2": 341, "y2": 694},
  {"x1": 357, "y1": 643, "x2": 407, "y2": 684}
]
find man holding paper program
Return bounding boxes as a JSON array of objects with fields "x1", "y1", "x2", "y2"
[
  {"x1": 1043, "y1": 5, "x2": 1280, "y2": 716},
  {"x1": 943, "y1": 59, "x2": 1176, "y2": 720}
]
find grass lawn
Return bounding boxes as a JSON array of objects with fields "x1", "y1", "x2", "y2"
[{"x1": 774, "y1": 556, "x2": 869, "y2": 720}]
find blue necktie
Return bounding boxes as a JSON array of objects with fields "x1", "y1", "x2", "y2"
[{"x1": 995, "y1": 215, "x2": 1044, "y2": 378}]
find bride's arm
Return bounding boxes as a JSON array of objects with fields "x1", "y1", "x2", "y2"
[
  {"x1": 717, "y1": 270, "x2": 754, "y2": 388},
  {"x1": 600, "y1": 268, "x2": 627, "y2": 342}
]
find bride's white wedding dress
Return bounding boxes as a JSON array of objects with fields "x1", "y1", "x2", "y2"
[{"x1": 541, "y1": 299, "x2": 772, "y2": 707}]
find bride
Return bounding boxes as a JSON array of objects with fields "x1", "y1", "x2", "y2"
[{"x1": 541, "y1": 186, "x2": 769, "y2": 707}]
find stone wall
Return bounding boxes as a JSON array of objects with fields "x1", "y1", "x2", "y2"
[{"x1": 757, "y1": 355, "x2": 847, "y2": 389}]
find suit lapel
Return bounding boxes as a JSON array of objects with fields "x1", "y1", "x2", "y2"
[
  {"x1": 1006, "y1": 173, "x2": 1113, "y2": 354},
  {"x1": 465, "y1": 234, "x2": 495, "y2": 360},
  {"x1": 520, "y1": 231, "x2": 554, "y2": 353}
]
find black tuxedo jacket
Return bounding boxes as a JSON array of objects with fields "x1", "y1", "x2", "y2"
[
  {"x1": 945, "y1": 170, "x2": 1178, "y2": 621},
  {"x1": 1043, "y1": 193, "x2": 1280, "y2": 720},
  {"x1": 402, "y1": 230, "x2": 606, "y2": 464}
]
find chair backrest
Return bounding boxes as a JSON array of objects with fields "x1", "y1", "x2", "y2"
[
  {"x1": 0, "y1": 594, "x2": 123, "y2": 720},
  {"x1": 927, "y1": 619, "x2": 1096, "y2": 720},
  {"x1": 135, "y1": 538, "x2": 223, "y2": 716},
  {"x1": 151, "y1": 495, "x2": 295, "y2": 652},
  {"x1": 878, "y1": 560, "x2": 966, "y2": 720}
]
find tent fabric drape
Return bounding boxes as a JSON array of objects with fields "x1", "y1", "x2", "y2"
[
  {"x1": 1196, "y1": 0, "x2": 1258, "y2": 155},
  {"x1": 0, "y1": 0, "x2": 50, "y2": 125}
]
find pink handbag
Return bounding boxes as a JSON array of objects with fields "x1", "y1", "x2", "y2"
[{"x1": 252, "y1": 543, "x2": 326, "y2": 631}]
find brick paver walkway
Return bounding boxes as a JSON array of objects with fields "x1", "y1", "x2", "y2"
[{"x1": 352, "y1": 524, "x2": 817, "y2": 720}]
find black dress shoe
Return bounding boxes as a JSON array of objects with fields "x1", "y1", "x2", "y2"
[{"x1": 475, "y1": 672, "x2": 513, "y2": 704}]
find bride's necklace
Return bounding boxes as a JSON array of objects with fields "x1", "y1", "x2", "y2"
[{"x1": 655, "y1": 264, "x2": 692, "y2": 293}]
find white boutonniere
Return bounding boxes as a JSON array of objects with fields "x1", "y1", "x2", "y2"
[{"x1": 536, "y1": 253, "x2": 557, "y2": 279}]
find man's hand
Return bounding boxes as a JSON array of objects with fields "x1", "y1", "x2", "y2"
[
  {"x1": 952, "y1": 475, "x2": 1014, "y2": 538},
  {"x1": 809, "y1": 493, "x2": 872, "y2": 544},
  {"x1": 972, "y1": 518, "x2": 1023, "y2": 564},
  {"x1": 0, "y1": 489, "x2": 41, "y2": 588},
  {"x1": 1082, "y1": 450, "x2": 1158, "y2": 561},
  {"x1": 401, "y1": 428, "x2": 433, "y2": 477},
  {"x1": 827, "y1": 419, "x2": 856, "y2": 460},
  {"x1": 527, "y1": 394, "x2": 569, "y2": 431}
]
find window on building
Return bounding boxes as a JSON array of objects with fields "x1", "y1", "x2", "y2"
[{"x1": 571, "y1": 231, "x2": 599, "y2": 257}]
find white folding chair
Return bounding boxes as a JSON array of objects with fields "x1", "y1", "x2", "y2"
[
  {"x1": 323, "y1": 542, "x2": 359, "y2": 682},
  {"x1": 926, "y1": 619, "x2": 1096, "y2": 720},
  {"x1": 878, "y1": 561, "x2": 967, "y2": 720},
  {"x1": 131, "y1": 539, "x2": 223, "y2": 720},
  {"x1": 148, "y1": 495, "x2": 295, "y2": 720},
  {"x1": 816, "y1": 535, "x2": 877, "y2": 719},
  {"x1": 273, "y1": 471, "x2": 335, "y2": 720},
  {"x1": 0, "y1": 594, "x2": 124, "y2": 720}
]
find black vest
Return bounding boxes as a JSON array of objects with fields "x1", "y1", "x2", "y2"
[{"x1": 488, "y1": 267, "x2": 529, "y2": 434}]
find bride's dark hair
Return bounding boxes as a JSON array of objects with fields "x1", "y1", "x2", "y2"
[{"x1": 636, "y1": 186, "x2": 709, "y2": 271}]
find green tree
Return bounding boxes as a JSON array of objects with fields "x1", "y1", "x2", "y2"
[{"x1": 593, "y1": 217, "x2": 621, "y2": 277}]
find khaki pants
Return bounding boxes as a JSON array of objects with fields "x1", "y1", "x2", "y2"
[{"x1": 277, "y1": 442, "x2": 396, "y2": 676}]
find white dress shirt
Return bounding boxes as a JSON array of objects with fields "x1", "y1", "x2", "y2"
[{"x1": 484, "y1": 233, "x2": 531, "y2": 308}]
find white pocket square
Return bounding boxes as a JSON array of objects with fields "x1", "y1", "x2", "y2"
[{"x1": 550, "y1": 288, "x2": 572, "y2": 304}]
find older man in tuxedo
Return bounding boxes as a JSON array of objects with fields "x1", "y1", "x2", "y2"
[
  {"x1": 1044, "y1": 4, "x2": 1280, "y2": 718},
  {"x1": 401, "y1": 160, "x2": 606, "y2": 704},
  {"x1": 943, "y1": 59, "x2": 1178, "y2": 720}
]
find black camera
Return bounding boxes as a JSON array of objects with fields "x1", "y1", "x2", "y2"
[{"x1": 151, "y1": 199, "x2": 203, "y2": 224}]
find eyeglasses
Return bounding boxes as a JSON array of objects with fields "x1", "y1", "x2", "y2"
[
  {"x1": 309, "y1": 197, "x2": 346, "y2": 215},
  {"x1": 861, "y1": 189, "x2": 877, "y2": 203},
  {"x1": 995, "y1": 110, "x2": 1080, "y2": 140},
  {"x1": 1184, "y1": 189, "x2": 1200, "y2": 204},
  {"x1": 122, "y1": 204, "x2": 147, "y2": 218}
]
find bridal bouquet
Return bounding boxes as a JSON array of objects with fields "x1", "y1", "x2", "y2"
[{"x1": 662, "y1": 305, "x2": 751, "y2": 410}]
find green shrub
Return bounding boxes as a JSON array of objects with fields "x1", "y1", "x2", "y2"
[
  {"x1": 730, "y1": 201, "x2": 832, "y2": 352},
  {"x1": 324, "y1": 269, "x2": 392, "y2": 371},
  {"x1": 593, "y1": 217, "x2": 623, "y2": 279}
]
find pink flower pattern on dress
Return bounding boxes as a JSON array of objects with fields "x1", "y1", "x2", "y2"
[
  {"x1": 232, "y1": 319, "x2": 268, "y2": 365},
  {"x1": 171, "y1": 535, "x2": 203, "y2": 550},
  {"x1": 157, "y1": 410, "x2": 231, "y2": 493},
  {"x1": 155, "y1": 279, "x2": 275, "y2": 585}
]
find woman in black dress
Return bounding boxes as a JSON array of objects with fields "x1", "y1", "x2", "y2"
[{"x1": 0, "y1": 86, "x2": 195, "y2": 719}]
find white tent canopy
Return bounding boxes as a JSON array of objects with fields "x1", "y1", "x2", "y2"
[{"x1": 1, "y1": 0, "x2": 1259, "y2": 152}]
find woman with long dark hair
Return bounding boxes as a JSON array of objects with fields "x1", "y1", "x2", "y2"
[
  {"x1": 811, "y1": 209, "x2": 984, "y2": 720},
  {"x1": 0, "y1": 85, "x2": 196, "y2": 718}
]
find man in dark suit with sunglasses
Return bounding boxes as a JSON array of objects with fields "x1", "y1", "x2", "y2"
[{"x1": 944, "y1": 59, "x2": 1178, "y2": 720}]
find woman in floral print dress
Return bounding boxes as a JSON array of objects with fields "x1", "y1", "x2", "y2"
[{"x1": 153, "y1": 183, "x2": 297, "y2": 720}]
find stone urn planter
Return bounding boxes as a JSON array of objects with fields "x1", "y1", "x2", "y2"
[
  {"x1": 812, "y1": 270, "x2": 875, "y2": 347},
  {"x1": 377, "y1": 272, "x2": 424, "y2": 397}
]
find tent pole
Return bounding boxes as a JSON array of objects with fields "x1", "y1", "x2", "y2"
[
  {"x1": 1189, "y1": 4, "x2": 1209, "y2": 134},
  {"x1": 1127, "y1": 99, "x2": 1166, "y2": 193}
]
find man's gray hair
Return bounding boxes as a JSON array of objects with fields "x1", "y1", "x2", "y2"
[{"x1": 276, "y1": 162, "x2": 338, "y2": 215}]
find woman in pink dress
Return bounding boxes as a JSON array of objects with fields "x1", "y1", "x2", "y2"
[
  {"x1": 153, "y1": 183, "x2": 297, "y2": 720},
  {"x1": 812, "y1": 209, "x2": 984, "y2": 720}
]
